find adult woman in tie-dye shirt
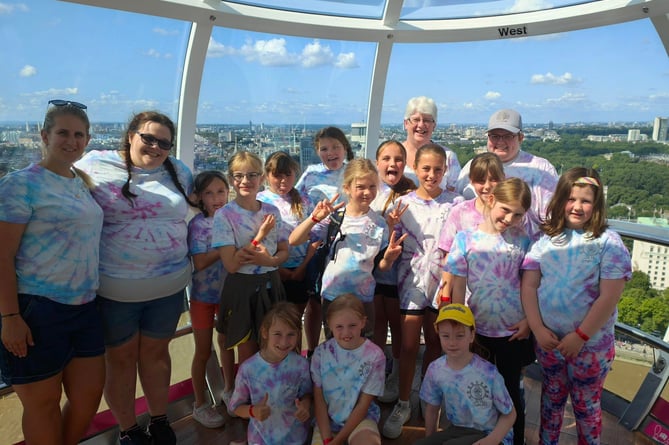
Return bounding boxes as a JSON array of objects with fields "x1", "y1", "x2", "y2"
[
  {"x1": 76, "y1": 111, "x2": 194, "y2": 444},
  {"x1": 230, "y1": 302, "x2": 312, "y2": 445},
  {"x1": 0, "y1": 101, "x2": 105, "y2": 445},
  {"x1": 311, "y1": 294, "x2": 385, "y2": 445},
  {"x1": 521, "y1": 168, "x2": 631, "y2": 445}
]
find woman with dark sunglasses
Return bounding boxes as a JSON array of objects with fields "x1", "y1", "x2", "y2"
[
  {"x1": 77, "y1": 111, "x2": 194, "y2": 445},
  {"x1": 0, "y1": 100, "x2": 106, "y2": 445}
]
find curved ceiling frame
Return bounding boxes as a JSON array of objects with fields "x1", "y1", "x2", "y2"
[{"x1": 64, "y1": 0, "x2": 669, "y2": 166}]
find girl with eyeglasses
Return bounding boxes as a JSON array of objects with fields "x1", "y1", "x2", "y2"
[
  {"x1": 211, "y1": 151, "x2": 288, "y2": 372},
  {"x1": 76, "y1": 111, "x2": 194, "y2": 445},
  {"x1": 0, "y1": 101, "x2": 105, "y2": 445}
]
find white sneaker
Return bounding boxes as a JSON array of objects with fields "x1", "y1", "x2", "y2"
[
  {"x1": 378, "y1": 371, "x2": 399, "y2": 403},
  {"x1": 192, "y1": 403, "x2": 225, "y2": 428},
  {"x1": 382, "y1": 401, "x2": 411, "y2": 439}
]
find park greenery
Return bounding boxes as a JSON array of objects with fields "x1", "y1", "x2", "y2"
[{"x1": 619, "y1": 271, "x2": 669, "y2": 337}]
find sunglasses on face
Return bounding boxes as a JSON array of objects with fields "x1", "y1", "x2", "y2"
[
  {"x1": 138, "y1": 132, "x2": 173, "y2": 151},
  {"x1": 48, "y1": 99, "x2": 87, "y2": 110}
]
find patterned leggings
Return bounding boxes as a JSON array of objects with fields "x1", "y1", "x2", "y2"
[{"x1": 535, "y1": 344, "x2": 614, "y2": 445}]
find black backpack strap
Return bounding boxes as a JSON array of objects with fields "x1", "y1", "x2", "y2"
[{"x1": 324, "y1": 209, "x2": 345, "y2": 250}]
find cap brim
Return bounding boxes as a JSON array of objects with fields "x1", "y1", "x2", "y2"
[{"x1": 488, "y1": 124, "x2": 521, "y2": 133}]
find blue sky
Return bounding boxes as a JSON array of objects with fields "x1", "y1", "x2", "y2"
[{"x1": 2, "y1": 0, "x2": 669, "y2": 125}]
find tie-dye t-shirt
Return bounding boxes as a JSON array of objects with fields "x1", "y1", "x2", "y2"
[
  {"x1": 211, "y1": 200, "x2": 286, "y2": 275},
  {"x1": 295, "y1": 163, "x2": 346, "y2": 206},
  {"x1": 229, "y1": 351, "x2": 312, "y2": 445},
  {"x1": 456, "y1": 151, "x2": 558, "y2": 240},
  {"x1": 521, "y1": 229, "x2": 632, "y2": 352},
  {"x1": 257, "y1": 189, "x2": 312, "y2": 269},
  {"x1": 397, "y1": 190, "x2": 463, "y2": 310},
  {"x1": 187, "y1": 213, "x2": 227, "y2": 304},
  {"x1": 0, "y1": 164, "x2": 103, "y2": 304},
  {"x1": 76, "y1": 150, "x2": 193, "y2": 279},
  {"x1": 311, "y1": 211, "x2": 389, "y2": 303},
  {"x1": 438, "y1": 199, "x2": 483, "y2": 252},
  {"x1": 445, "y1": 227, "x2": 530, "y2": 337},
  {"x1": 310, "y1": 338, "x2": 385, "y2": 432},
  {"x1": 420, "y1": 354, "x2": 514, "y2": 445},
  {"x1": 404, "y1": 143, "x2": 461, "y2": 192}
]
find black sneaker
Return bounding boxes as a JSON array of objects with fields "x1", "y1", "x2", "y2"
[
  {"x1": 119, "y1": 427, "x2": 151, "y2": 445},
  {"x1": 148, "y1": 420, "x2": 176, "y2": 445}
]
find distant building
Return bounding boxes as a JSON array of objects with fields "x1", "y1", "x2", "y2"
[
  {"x1": 631, "y1": 217, "x2": 669, "y2": 290},
  {"x1": 299, "y1": 136, "x2": 319, "y2": 169},
  {"x1": 653, "y1": 117, "x2": 668, "y2": 142}
]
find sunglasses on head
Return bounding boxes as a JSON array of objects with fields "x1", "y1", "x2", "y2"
[{"x1": 48, "y1": 99, "x2": 87, "y2": 110}]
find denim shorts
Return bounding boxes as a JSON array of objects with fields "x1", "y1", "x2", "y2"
[
  {"x1": 97, "y1": 290, "x2": 186, "y2": 347},
  {"x1": 0, "y1": 294, "x2": 104, "y2": 386}
]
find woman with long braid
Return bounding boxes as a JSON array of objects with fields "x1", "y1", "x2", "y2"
[{"x1": 77, "y1": 111, "x2": 194, "y2": 445}]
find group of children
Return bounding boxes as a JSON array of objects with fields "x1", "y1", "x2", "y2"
[{"x1": 185, "y1": 124, "x2": 632, "y2": 445}]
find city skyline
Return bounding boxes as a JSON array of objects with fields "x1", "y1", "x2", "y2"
[{"x1": 1, "y1": 1, "x2": 669, "y2": 125}]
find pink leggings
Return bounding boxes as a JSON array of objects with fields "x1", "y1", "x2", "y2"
[{"x1": 535, "y1": 344, "x2": 614, "y2": 445}]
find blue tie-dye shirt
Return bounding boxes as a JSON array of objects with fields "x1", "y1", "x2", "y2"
[
  {"x1": 445, "y1": 227, "x2": 530, "y2": 337},
  {"x1": 310, "y1": 338, "x2": 385, "y2": 432},
  {"x1": 522, "y1": 228, "x2": 632, "y2": 352},
  {"x1": 187, "y1": 213, "x2": 227, "y2": 304},
  {"x1": 257, "y1": 189, "x2": 312, "y2": 269},
  {"x1": 420, "y1": 354, "x2": 514, "y2": 445},
  {"x1": 76, "y1": 150, "x2": 193, "y2": 279},
  {"x1": 295, "y1": 163, "x2": 346, "y2": 206},
  {"x1": 211, "y1": 200, "x2": 286, "y2": 275},
  {"x1": 0, "y1": 164, "x2": 103, "y2": 304},
  {"x1": 229, "y1": 351, "x2": 312, "y2": 445}
]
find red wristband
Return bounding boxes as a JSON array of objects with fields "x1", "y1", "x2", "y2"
[
  {"x1": 249, "y1": 405, "x2": 255, "y2": 418},
  {"x1": 251, "y1": 239, "x2": 260, "y2": 247},
  {"x1": 440, "y1": 296, "x2": 451, "y2": 303},
  {"x1": 323, "y1": 438, "x2": 333, "y2": 445},
  {"x1": 311, "y1": 215, "x2": 321, "y2": 224},
  {"x1": 575, "y1": 327, "x2": 590, "y2": 341}
]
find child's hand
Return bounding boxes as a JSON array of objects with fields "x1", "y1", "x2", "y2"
[
  {"x1": 508, "y1": 318, "x2": 530, "y2": 341},
  {"x1": 383, "y1": 230, "x2": 407, "y2": 263},
  {"x1": 311, "y1": 193, "x2": 345, "y2": 222},
  {"x1": 294, "y1": 398, "x2": 310, "y2": 423},
  {"x1": 556, "y1": 331, "x2": 586, "y2": 358},
  {"x1": 534, "y1": 325, "x2": 559, "y2": 351},
  {"x1": 385, "y1": 200, "x2": 408, "y2": 227},
  {"x1": 257, "y1": 214, "x2": 276, "y2": 242},
  {"x1": 252, "y1": 393, "x2": 271, "y2": 421},
  {"x1": 473, "y1": 435, "x2": 499, "y2": 445}
]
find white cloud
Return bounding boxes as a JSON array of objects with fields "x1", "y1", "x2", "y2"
[
  {"x1": 207, "y1": 38, "x2": 236, "y2": 58},
  {"x1": 0, "y1": 3, "x2": 29, "y2": 14},
  {"x1": 530, "y1": 72, "x2": 581, "y2": 85},
  {"x1": 545, "y1": 92, "x2": 587, "y2": 104},
  {"x1": 463, "y1": 102, "x2": 475, "y2": 109},
  {"x1": 301, "y1": 40, "x2": 334, "y2": 68},
  {"x1": 142, "y1": 49, "x2": 172, "y2": 59},
  {"x1": 27, "y1": 87, "x2": 79, "y2": 98},
  {"x1": 208, "y1": 37, "x2": 357, "y2": 69},
  {"x1": 484, "y1": 91, "x2": 501, "y2": 100},
  {"x1": 241, "y1": 38, "x2": 297, "y2": 66},
  {"x1": 335, "y1": 52, "x2": 358, "y2": 69},
  {"x1": 19, "y1": 65, "x2": 36, "y2": 77}
]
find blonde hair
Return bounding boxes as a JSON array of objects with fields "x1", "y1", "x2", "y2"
[
  {"x1": 342, "y1": 158, "x2": 378, "y2": 190},
  {"x1": 259, "y1": 302, "x2": 303, "y2": 354},
  {"x1": 228, "y1": 151, "x2": 263, "y2": 176},
  {"x1": 488, "y1": 177, "x2": 531, "y2": 212},
  {"x1": 326, "y1": 294, "x2": 366, "y2": 324}
]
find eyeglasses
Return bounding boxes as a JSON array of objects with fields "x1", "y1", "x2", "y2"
[
  {"x1": 407, "y1": 116, "x2": 435, "y2": 125},
  {"x1": 48, "y1": 99, "x2": 87, "y2": 110},
  {"x1": 488, "y1": 133, "x2": 518, "y2": 142},
  {"x1": 231, "y1": 172, "x2": 261, "y2": 182},
  {"x1": 138, "y1": 132, "x2": 173, "y2": 150}
]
